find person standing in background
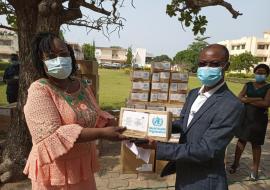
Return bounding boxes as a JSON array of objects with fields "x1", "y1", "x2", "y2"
[
  {"x1": 229, "y1": 64, "x2": 270, "y2": 181},
  {"x1": 3, "y1": 54, "x2": 20, "y2": 103}
]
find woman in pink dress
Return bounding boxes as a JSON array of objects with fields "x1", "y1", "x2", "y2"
[{"x1": 23, "y1": 32, "x2": 126, "y2": 190}]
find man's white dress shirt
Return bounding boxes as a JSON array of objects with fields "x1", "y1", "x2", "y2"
[{"x1": 187, "y1": 82, "x2": 225, "y2": 127}]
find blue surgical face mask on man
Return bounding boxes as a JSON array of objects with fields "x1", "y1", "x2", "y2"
[
  {"x1": 44, "y1": 57, "x2": 72, "y2": 79},
  {"x1": 197, "y1": 66, "x2": 223, "y2": 87},
  {"x1": 255, "y1": 74, "x2": 266, "y2": 83}
]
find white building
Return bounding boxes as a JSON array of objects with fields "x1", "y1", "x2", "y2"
[
  {"x1": 95, "y1": 47, "x2": 127, "y2": 65},
  {"x1": 218, "y1": 31, "x2": 270, "y2": 65},
  {"x1": 0, "y1": 29, "x2": 19, "y2": 61},
  {"x1": 132, "y1": 48, "x2": 154, "y2": 68}
]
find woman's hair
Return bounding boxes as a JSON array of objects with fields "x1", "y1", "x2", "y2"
[
  {"x1": 31, "y1": 32, "x2": 77, "y2": 77},
  {"x1": 254, "y1": 64, "x2": 270, "y2": 76}
]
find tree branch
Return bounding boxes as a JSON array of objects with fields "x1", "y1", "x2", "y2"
[
  {"x1": 60, "y1": 0, "x2": 82, "y2": 24},
  {"x1": 65, "y1": 20, "x2": 101, "y2": 30},
  {"x1": 220, "y1": 1, "x2": 242, "y2": 18},
  {"x1": 0, "y1": 24, "x2": 17, "y2": 31},
  {"x1": 77, "y1": 0, "x2": 111, "y2": 16},
  {"x1": 186, "y1": 0, "x2": 242, "y2": 19},
  {"x1": 112, "y1": 0, "x2": 119, "y2": 19},
  {"x1": 62, "y1": 9, "x2": 82, "y2": 23}
]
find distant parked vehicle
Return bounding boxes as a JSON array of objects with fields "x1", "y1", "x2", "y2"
[
  {"x1": 121, "y1": 64, "x2": 131, "y2": 69},
  {"x1": 132, "y1": 63, "x2": 143, "y2": 69},
  {"x1": 101, "y1": 63, "x2": 121, "y2": 69}
]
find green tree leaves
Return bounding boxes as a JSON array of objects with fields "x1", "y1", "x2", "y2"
[
  {"x1": 173, "y1": 37, "x2": 209, "y2": 72},
  {"x1": 82, "y1": 42, "x2": 96, "y2": 61},
  {"x1": 229, "y1": 52, "x2": 259, "y2": 73},
  {"x1": 126, "y1": 46, "x2": 133, "y2": 65},
  {"x1": 152, "y1": 55, "x2": 172, "y2": 62},
  {"x1": 166, "y1": 0, "x2": 241, "y2": 35}
]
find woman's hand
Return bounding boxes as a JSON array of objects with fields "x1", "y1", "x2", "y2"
[
  {"x1": 100, "y1": 126, "x2": 127, "y2": 141},
  {"x1": 241, "y1": 97, "x2": 264, "y2": 103},
  {"x1": 240, "y1": 97, "x2": 249, "y2": 103}
]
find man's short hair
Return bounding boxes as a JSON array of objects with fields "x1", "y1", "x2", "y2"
[{"x1": 202, "y1": 44, "x2": 230, "y2": 61}]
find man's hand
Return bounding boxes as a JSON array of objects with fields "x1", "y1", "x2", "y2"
[
  {"x1": 135, "y1": 137, "x2": 157, "y2": 150},
  {"x1": 100, "y1": 126, "x2": 127, "y2": 141}
]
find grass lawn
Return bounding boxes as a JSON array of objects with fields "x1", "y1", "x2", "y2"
[
  {"x1": 99, "y1": 69, "x2": 131, "y2": 110},
  {"x1": 0, "y1": 61, "x2": 9, "y2": 105},
  {"x1": 0, "y1": 68, "x2": 244, "y2": 109},
  {"x1": 0, "y1": 83, "x2": 7, "y2": 106}
]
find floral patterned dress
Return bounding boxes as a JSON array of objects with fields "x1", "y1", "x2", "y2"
[{"x1": 23, "y1": 78, "x2": 113, "y2": 190}]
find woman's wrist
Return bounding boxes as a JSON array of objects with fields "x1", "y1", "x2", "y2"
[{"x1": 97, "y1": 128, "x2": 105, "y2": 139}]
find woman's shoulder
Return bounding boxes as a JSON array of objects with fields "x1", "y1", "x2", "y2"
[{"x1": 28, "y1": 78, "x2": 51, "y2": 92}]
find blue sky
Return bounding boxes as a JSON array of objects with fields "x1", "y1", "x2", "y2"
[{"x1": 1, "y1": 0, "x2": 269, "y2": 57}]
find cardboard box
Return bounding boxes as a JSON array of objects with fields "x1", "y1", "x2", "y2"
[
  {"x1": 119, "y1": 108, "x2": 172, "y2": 141},
  {"x1": 132, "y1": 82, "x2": 150, "y2": 92},
  {"x1": 178, "y1": 83, "x2": 188, "y2": 91},
  {"x1": 121, "y1": 143, "x2": 155, "y2": 173},
  {"x1": 126, "y1": 101, "x2": 135, "y2": 108},
  {"x1": 131, "y1": 92, "x2": 149, "y2": 102},
  {"x1": 155, "y1": 160, "x2": 169, "y2": 174},
  {"x1": 169, "y1": 93, "x2": 186, "y2": 103},
  {"x1": 0, "y1": 103, "x2": 17, "y2": 132},
  {"x1": 166, "y1": 106, "x2": 182, "y2": 117},
  {"x1": 159, "y1": 72, "x2": 170, "y2": 82},
  {"x1": 134, "y1": 104, "x2": 146, "y2": 109},
  {"x1": 169, "y1": 83, "x2": 188, "y2": 93},
  {"x1": 169, "y1": 83, "x2": 178, "y2": 92},
  {"x1": 147, "y1": 106, "x2": 166, "y2": 111},
  {"x1": 151, "y1": 83, "x2": 169, "y2": 92},
  {"x1": 77, "y1": 60, "x2": 98, "y2": 75},
  {"x1": 158, "y1": 93, "x2": 168, "y2": 102},
  {"x1": 132, "y1": 71, "x2": 150, "y2": 81},
  {"x1": 151, "y1": 62, "x2": 171, "y2": 72},
  {"x1": 150, "y1": 92, "x2": 158, "y2": 102},
  {"x1": 171, "y1": 72, "x2": 188, "y2": 82},
  {"x1": 152, "y1": 73, "x2": 160, "y2": 82},
  {"x1": 151, "y1": 83, "x2": 160, "y2": 92}
]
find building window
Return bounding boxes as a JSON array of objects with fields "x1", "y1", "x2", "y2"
[
  {"x1": 237, "y1": 45, "x2": 240, "y2": 50},
  {"x1": 257, "y1": 44, "x2": 265, "y2": 49},
  {"x1": 232, "y1": 46, "x2": 235, "y2": 50},
  {"x1": 241, "y1": 44, "x2": 245, "y2": 49},
  {"x1": 266, "y1": 44, "x2": 269, "y2": 49}
]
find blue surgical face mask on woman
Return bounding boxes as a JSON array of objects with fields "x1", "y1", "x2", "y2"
[
  {"x1": 197, "y1": 66, "x2": 223, "y2": 87},
  {"x1": 44, "y1": 57, "x2": 72, "y2": 79},
  {"x1": 255, "y1": 74, "x2": 266, "y2": 83}
]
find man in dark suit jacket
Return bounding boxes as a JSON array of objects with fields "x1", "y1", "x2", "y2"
[{"x1": 138, "y1": 44, "x2": 244, "y2": 190}]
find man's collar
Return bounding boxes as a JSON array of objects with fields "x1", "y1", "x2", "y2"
[{"x1": 198, "y1": 81, "x2": 226, "y2": 98}]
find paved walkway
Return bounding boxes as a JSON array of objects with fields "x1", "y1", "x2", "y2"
[{"x1": 1, "y1": 128, "x2": 270, "y2": 190}]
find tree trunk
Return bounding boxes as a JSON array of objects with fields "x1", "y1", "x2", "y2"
[{"x1": 0, "y1": 0, "x2": 62, "y2": 183}]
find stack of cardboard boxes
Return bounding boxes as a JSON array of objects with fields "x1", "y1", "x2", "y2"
[
  {"x1": 128, "y1": 61, "x2": 188, "y2": 118},
  {"x1": 122, "y1": 62, "x2": 189, "y2": 174}
]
